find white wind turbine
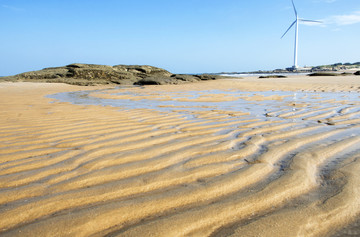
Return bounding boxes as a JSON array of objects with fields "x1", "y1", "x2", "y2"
[{"x1": 281, "y1": 0, "x2": 322, "y2": 70}]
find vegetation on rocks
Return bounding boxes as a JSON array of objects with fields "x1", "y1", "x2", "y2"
[{"x1": 1, "y1": 63, "x2": 222, "y2": 86}]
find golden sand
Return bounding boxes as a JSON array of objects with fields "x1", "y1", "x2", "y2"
[{"x1": 1, "y1": 76, "x2": 360, "y2": 236}]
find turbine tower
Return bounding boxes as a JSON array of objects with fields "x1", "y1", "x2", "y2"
[{"x1": 281, "y1": 0, "x2": 321, "y2": 70}]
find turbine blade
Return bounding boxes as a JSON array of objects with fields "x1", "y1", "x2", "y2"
[
  {"x1": 281, "y1": 20, "x2": 297, "y2": 39},
  {"x1": 299, "y1": 19, "x2": 322, "y2": 23},
  {"x1": 292, "y1": 0, "x2": 298, "y2": 17}
]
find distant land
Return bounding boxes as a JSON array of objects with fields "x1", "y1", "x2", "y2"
[
  {"x1": 1, "y1": 62, "x2": 359, "y2": 85},
  {"x1": 219, "y1": 62, "x2": 360, "y2": 75}
]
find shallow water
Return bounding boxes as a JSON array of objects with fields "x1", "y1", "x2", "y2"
[{"x1": 47, "y1": 87, "x2": 360, "y2": 125}]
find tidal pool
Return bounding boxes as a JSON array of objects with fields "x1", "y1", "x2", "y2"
[{"x1": 47, "y1": 87, "x2": 360, "y2": 126}]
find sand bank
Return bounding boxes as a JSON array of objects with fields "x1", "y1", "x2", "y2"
[{"x1": 1, "y1": 76, "x2": 360, "y2": 236}]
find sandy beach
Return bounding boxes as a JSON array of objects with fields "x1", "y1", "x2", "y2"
[{"x1": 1, "y1": 75, "x2": 360, "y2": 236}]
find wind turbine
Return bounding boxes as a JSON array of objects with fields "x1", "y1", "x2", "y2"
[{"x1": 281, "y1": 0, "x2": 321, "y2": 70}]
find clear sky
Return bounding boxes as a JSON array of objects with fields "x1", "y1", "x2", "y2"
[{"x1": 1, "y1": 0, "x2": 359, "y2": 76}]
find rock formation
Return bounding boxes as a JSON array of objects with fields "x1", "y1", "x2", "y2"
[{"x1": 2, "y1": 63, "x2": 221, "y2": 85}]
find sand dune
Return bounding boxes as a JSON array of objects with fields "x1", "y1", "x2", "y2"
[{"x1": 0, "y1": 77, "x2": 360, "y2": 236}]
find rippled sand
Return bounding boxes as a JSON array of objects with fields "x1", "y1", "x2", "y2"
[{"x1": 1, "y1": 76, "x2": 360, "y2": 236}]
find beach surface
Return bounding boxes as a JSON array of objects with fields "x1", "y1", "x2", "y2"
[{"x1": 1, "y1": 75, "x2": 360, "y2": 236}]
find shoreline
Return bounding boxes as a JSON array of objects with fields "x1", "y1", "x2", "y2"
[{"x1": 1, "y1": 78, "x2": 360, "y2": 236}]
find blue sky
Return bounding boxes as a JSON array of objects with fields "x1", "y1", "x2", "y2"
[{"x1": 1, "y1": 0, "x2": 359, "y2": 75}]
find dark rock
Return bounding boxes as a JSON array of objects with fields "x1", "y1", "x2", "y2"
[
  {"x1": 170, "y1": 74, "x2": 199, "y2": 82},
  {"x1": 66, "y1": 64, "x2": 82, "y2": 68},
  {"x1": 195, "y1": 74, "x2": 218, "y2": 80},
  {"x1": 134, "y1": 75, "x2": 195, "y2": 85},
  {"x1": 258, "y1": 75, "x2": 287, "y2": 79},
  {"x1": 355, "y1": 71, "x2": 360, "y2": 75},
  {"x1": 308, "y1": 72, "x2": 339, "y2": 77},
  {"x1": 134, "y1": 78, "x2": 166, "y2": 85}
]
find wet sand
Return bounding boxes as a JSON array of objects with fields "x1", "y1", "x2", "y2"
[{"x1": 1, "y1": 76, "x2": 360, "y2": 236}]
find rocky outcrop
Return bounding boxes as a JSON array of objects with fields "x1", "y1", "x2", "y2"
[
  {"x1": 308, "y1": 72, "x2": 339, "y2": 77},
  {"x1": 309, "y1": 72, "x2": 358, "y2": 77},
  {"x1": 3, "y1": 63, "x2": 222, "y2": 86},
  {"x1": 258, "y1": 75, "x2": 287, "y2": 79},
  {"x1": 134, "y1": 74, "x2": 220, "y2": 85}
]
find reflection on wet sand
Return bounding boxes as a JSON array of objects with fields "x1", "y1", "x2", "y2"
[{"x1": 0, "y1": 78, "x2": 360, "y2": 236}]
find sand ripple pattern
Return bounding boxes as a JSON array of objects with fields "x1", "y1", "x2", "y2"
[{"x1": 1, "y1": 85, "x2": 360, "y2": 236}]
